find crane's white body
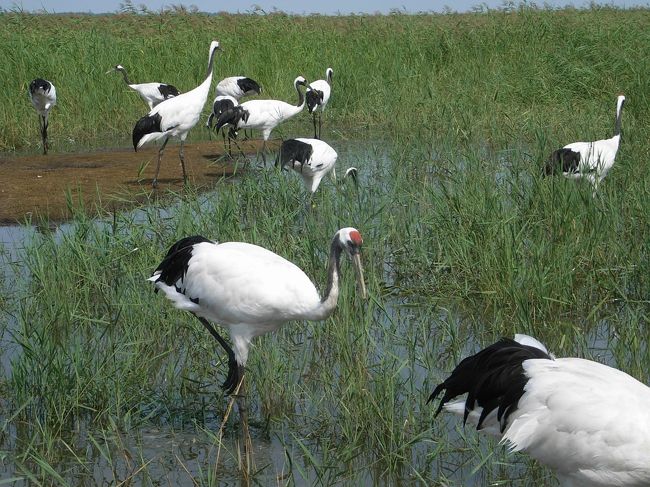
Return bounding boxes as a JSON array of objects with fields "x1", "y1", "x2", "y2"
[
  {"x1": 29, "y1": 80, "x2": 57, "y2": 116},
  {"x1": 110, "y1": 65, "x2": 179, "y2": 110},
  {"x1": 135, "y1": 80, "x2": 210, "y2": 149},
  {"x1": 151, "y1": 240, "x2": 330, "y2": 365},
  {"x1": 442, "y1": 335, "x2": 650, "y2": 487},
  {"x1": 237, "y1": 97, "x2": 304, "y2": 141},
  {"x1": 127, "y1": 82, "x2": 176, "y2": 110},
  {"x1": 559, "y1": 136, "x2": 620, "y2": 188},
  {"x1": 307, "y1": 79, "x2": 331, "y2": 113},
  {"x1": 286, "y1": 138, "x2": 338, "y2": 193},
  {"x1": 215, "y1": 76, "x2": 261, "y2": 100}
]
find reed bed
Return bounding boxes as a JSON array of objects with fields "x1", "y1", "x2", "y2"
[{"x1": 1, "y1": 5, "x2": 650, "y2": 486}]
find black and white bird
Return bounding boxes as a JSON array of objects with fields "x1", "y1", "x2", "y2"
[
  {"x1": 132, "y1": 40, "x2": 221, "y2": 188},
  {"x1": 278, "y1": 138, "x2": 338, "y2": 193},
  {"x1": 214, "y1": 76, "x2": 262, "y2": 100},
  {"x1": 544, "y1": 94, "x2": 626, "y2": 196},
  {"x1": 206, "y1": 95, "x2": 239, "y2": 154},
  {"x1": 213, "y1": 76, "x2": 262, "y2": 142},
  {"x1": 429, "y1": 334, "x2": 650, "y2": 487},
  {"x1": 28, "y1": 78, "x2": 57, "y2": 155},
  {"x1": 306, "y1": 67, "x2": 333, "y2": 139},
  {"x1": 214, "y1": 76, "x2": 309, "y2": 162},
  {"x1": 107, "y1": 64, "x2": 180, "y2": 110},
  {"x1": 148, "y1": 228, "x2": 367, "y2": 396}
]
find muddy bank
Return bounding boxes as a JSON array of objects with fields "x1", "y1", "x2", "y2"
[{"x1": 0, "y1": 139, "x2": 276, "y2": 224}]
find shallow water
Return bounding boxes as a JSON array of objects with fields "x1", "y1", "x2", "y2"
[{"x1": 0, "y1": 139, "x2": 634, "y2": 486}]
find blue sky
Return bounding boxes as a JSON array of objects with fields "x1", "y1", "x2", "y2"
[{"x1": 1, "y1": 0, "x2": 643, "y2": 14}]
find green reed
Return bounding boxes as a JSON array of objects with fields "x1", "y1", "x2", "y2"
[{"x1": 1, "y1": 4, "x2": 650, "y2": 486}]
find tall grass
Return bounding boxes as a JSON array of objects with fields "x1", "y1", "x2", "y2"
[{"x1": 1, "y1": 5, "x2": 650, "y2": 486}]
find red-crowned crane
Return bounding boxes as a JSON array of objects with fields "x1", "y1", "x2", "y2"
[
  {"x1": 214, "y1": 76, "x2": 308, "y2": 163},
  {"x1": 107, "y1": 64, "x2": 181, "y2": 110},
  {"x1": 132, "y1": 40, "x2": 221, "y2": 188},
  {"x1": 278, "y1": 138, "x2": 338, "y2": 193},
  {"x1": 29, "y1": 78, "x2": 57, "y2": 155},
  {"x1": 544, "y1": 94, "x2": 626, "y2": 196},
  {"x1": 206, "y1": 95, "x2": 239, "y2": 155},
  {"x1": 429, "y1": 334, "x2": 650, "y2": 487},
  {"x1": 148, "y1": 228, "x2": 367, "y2": 424},
  {"x1": 306, "y1": 67, "x2": 333, "y2": 139}
]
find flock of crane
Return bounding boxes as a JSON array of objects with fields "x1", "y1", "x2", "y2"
[{"x1": 27, "y1": 38, "x2": 647, "y2": 487}]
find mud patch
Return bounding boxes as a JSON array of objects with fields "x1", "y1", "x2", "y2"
[{"x1": 0, "y1": 139, "x2": 276, "y2": 224}]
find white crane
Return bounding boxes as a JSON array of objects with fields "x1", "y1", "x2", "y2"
[
  {"x1": 429, "y1": 334, "x2": 650, "y2": 487},
  {"x1": 148, "y1": 228, "x2": 367, "y2": 404},
  {"x1": 28, "y1": 78, "x2": 57, "y2": 155},
  {"x1": 278, "y1": 138, "x2": 338, "y2": 193},
  {"x1": 107, "y1": 64, "x2": 181, "y2": 110},
  {"x1": 132, "y1": 40, "x2": 221, "y2": 188},
  {"x1": 544, "y1": 94, "x2": 626, "y2": 196},
  {"x1": 214, "y1": 76, "x2": 309, "y2": 162},
  {"x1": 306, "y1": 67, "x2": 333, "y2": 139},
  {"x1": 215, "y1": 76, "x2": 261, "y2": 100}
]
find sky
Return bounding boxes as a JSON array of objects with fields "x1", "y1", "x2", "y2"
[{"x1": 1, "y1": 0, "x2": 643, "y2": 15}]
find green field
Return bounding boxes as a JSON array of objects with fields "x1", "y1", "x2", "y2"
[{"x1": 1, "y1": 5, "x2": 650, "y2": 485}]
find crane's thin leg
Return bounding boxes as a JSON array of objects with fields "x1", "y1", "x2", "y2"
[
  {"x1": 260, "y1": 140, "x2": 268, "y2": 165},
  {"x1": 235, "y1": 367, "x2": 252, "y2": 475},
  {"x1": 153, "y1": 137, "x2": 170, "y2": 189},
  {"x1": 41, "y1": 115, "x2": 49, "y2": 155},
  {"x1": 179, "y1": 140, "x2": 188, "y2": 186},
  {"x1": 194, "y1": 315, "x2": 240, "y2": 394},
  {"x1": 318, "y1": 112, "x2": 323, "y2": 140},
  {"x1": 312, "y1": 113, "x2": 318, "y2": 139}
]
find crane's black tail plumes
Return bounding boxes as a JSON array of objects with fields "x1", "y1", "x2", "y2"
[
  {"x1": 151, "y1": 235, "x2": 212, "y2": 292},
  {"x1": 214, "y1": 106, "x2": 249, "y2": 133},
  {"x1": 277, "y1": 138, "x2": 313, "y2": 172},
  {"x1": 544, "y1": 148, "x2": 581, "y2": 176},
  {"x1": 237, "y1": 77, "x2": 262, "y2": 96},
  {"x1": 157, "y1": 84, "x2": 181, "y2": 99},
  {"x1": 132, "y1": 112, "x2": 163, "y2": 151},
  {"x1": 428, "y1": 338, "x2": 552, "y2": 433},
  {"x1": 306, "y1": 89, "x2": 324, "y2": 114}
]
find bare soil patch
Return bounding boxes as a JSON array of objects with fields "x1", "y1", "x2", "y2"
[{"x1": 0, "y1": 139, "x2": 275, "y2": 224}]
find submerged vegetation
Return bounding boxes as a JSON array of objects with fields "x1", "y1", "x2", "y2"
[{"x1": 1, "y1": 4, "x2": 650, "y2": 485}]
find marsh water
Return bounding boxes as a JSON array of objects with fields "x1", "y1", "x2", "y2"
[{"x1": 0, "y1": 139, "x2": 627, "y2": 486}]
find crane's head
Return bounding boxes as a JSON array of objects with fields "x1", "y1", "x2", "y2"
[
  {"x1": 294, "y1": 76, "x2": 308, "y2": 89},
  {"x1": 326, "y1": 67, "x2": 334, "y2": 83},
  {"x1": 106, "y1": 64, "x2": 125, "y2": 74},
  {"x1": 336, "y1": 227, "x2": 367, "y2": 300},
  {"x1": 210, "y1": 40, "x2": 222, "y2": 54}
]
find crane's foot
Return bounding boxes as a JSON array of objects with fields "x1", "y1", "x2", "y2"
[{"x1": 221, "y1": 357, "x2": 241, "y2": 395}]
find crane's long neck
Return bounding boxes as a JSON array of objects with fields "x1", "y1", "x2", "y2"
[
  {"x1": 295, "y1": 82, "x2": 306, "y2": 109},
  {"x1": 310, "y1": 238, "x2": 343, "y2": 320},
  {"x1": 614, "y1": 98, "x2": 625, "y2": 137},
  {"x1": 118, "y1": 67, "x2": 131, "y2": 85},
  {"x1": 189, "y1": 46, "x2": 218, "y2": 105}
]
